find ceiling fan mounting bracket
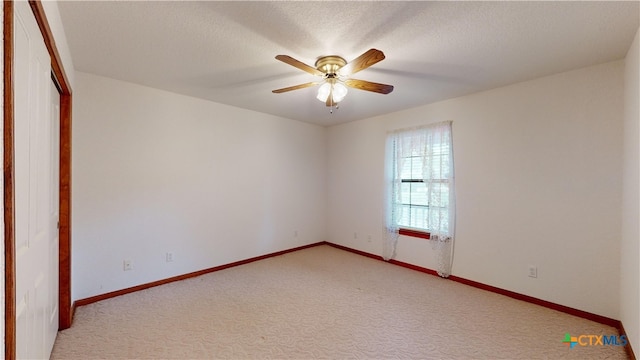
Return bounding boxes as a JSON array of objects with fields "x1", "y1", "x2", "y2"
[{"x1": 315, "y1": 56, "x2": 347, "y2": 75}]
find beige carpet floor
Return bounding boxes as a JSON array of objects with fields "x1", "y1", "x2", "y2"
[{"x1": 51, "y1": 245, "x2": 628, "y2": 359}]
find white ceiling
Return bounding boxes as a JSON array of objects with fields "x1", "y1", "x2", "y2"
[{"x1": 58, "y1": 1, "x2": 639, "y2": 126}]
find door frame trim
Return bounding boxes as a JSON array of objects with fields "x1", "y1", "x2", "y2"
[
  {"x1": 3, "y1": 1, "x2": 73, "y2": 358},
  {"x1": 3, "y1": 2, "x2": 16, "y2": 358},
  {"x1": 27, "y1": 0, "x2": 73, "y2": 331}
]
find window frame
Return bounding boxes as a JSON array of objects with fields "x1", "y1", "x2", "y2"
[
  {"x1": 398, "y1": 176, "x2": 432, "y2": 239},
  {"x1": 399, "y1": 227, "x2": 431, "y2": 240}
]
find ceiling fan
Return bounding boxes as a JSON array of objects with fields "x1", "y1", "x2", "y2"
[{"x1": 272, "y1": 48, "x2": 394, "y2": 109}]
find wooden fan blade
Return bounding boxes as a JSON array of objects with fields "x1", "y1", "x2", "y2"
[
  {"x1": 344, "y1": 79, "x2": 394, "y2": 94},
  {"x1": 272, "y1": 82, "x2": 319, "y2": 93},
  {"x1": 275, "y1": 55, "x2": 324, "y2": 76},
  {"x1": 339, "y1": 49, "x2": 385, "y2": 76}
]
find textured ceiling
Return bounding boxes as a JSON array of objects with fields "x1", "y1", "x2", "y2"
[{"x1": 58, "y1": 1, "x2": 639, "y2": 126}]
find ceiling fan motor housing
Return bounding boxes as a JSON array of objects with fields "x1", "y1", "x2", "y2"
[{"x1": 315, "y1": 56, "x2": 347, "y2": 76}]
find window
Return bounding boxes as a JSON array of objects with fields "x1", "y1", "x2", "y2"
[
  {"x1": 398, "y1": 140, "x2": 451, "y2": 234},
  {"x1": 385, "y1": 121, "x2": 454, "y2": 237},
  {"x1": 384, "y1": 121, "x2": 455, "y2": 275}
]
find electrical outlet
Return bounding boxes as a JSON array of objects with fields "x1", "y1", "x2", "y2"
[
  {"x1": 123, "y1": 260, "x2": 133, "y2": 271},
  {"x1": 294, "y1": 230, "x2": 298, "y2": 238},
  {"x1": 166, "y1": 252, "x2": 174, "y2": 262},
  {"x1": 528, "y1": 265, "x2": 537, "y2": 278},
  {"x1": 354, "y1": 232, "x2": 358, "y2": 239}
]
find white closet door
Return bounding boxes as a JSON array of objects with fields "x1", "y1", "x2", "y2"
[
  {"x1": 14, "y1": 1, "x2": 57, "y2": 358},
  {"x1": 47, "y1": 80, "x2": 61, "y2": 355}
]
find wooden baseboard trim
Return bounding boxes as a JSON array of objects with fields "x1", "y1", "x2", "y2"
[
  {"x1": 326, "y1": 242, "x2": 634, "y2": 352},
  {"x1": 446, "y1": 274, "x2": 620, "y2": 327},
  {"x1": 75, "y1": 242, "x2": 326, "y2": 307},
  {"x1": 618, "y1": 320, "x2": 637, "y2": 360},
  {"x1": 63, "y1": 301, "x2": 77, "y2": 331},
  {"x1": 325, "y1": 242, "x2": 383, "y2": 261},
  {"x1": 325, "y1": 242, "x2": 440, "y2": 276}
]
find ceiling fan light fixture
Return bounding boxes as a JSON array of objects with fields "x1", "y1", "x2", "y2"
[
  {"x1": 273, "y1": 49, "x2": 392, "y2": 110},
  {"x1": 316, "y1": 81, "x2": 348, "y2": 103}
]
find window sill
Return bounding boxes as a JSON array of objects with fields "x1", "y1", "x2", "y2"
[{"x1": 399, "y1": 228, "x2": 431, "y2": 240}]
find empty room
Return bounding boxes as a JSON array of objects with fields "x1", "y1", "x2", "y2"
[{"x1": 3, "y1": 1, "x2": 640, "y2": 359}]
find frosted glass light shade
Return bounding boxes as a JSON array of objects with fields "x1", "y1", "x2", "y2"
[
  {"x1": 316, "y1": 83, "x2": 331, "y2": 102},
  {"x1": 332, "y1": 83, "x2": 348, "y2": 102},
  {"x1": 316, "y1": 82, "x2": 348, "y2": 103}
]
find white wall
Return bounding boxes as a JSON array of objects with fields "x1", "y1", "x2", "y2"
[
  {"x1": 621, "y1": 27, "x2": 640, "y2": 353},
  {"x1": 327, "y1": 61, "x2": 624, "y2": 319},
  {"x1": 72, "y1": 72, "x2": 326, "y2": 301}
]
